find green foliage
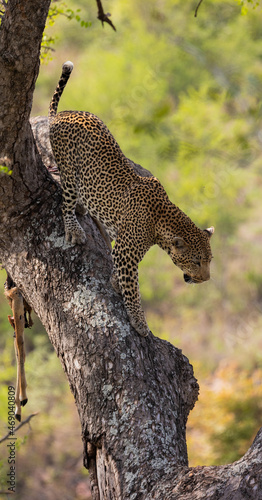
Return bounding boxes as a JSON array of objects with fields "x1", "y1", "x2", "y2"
[
  {"x1": 187, "y1": 363, "x2": 262, "y2": 465},
  {"x1": 0, "y1": 165, "x2": 12, "y2": 175},
  {"x1": 1, "y1": 0, "x2": 262, "y2": 492},
  {"x1": 41, "y1": 0, "x2": 91, "y2": 62},
  {"x1": 236, "y1": 0, "x2": 261, "y2": 15}
]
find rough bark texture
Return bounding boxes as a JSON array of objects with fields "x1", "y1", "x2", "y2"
[{"x1": 0, "y1": 2, "x2": 262, "y2": 499}]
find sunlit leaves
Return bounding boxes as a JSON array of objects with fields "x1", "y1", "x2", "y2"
[
  {"x1": 41, "y1": 1, "x2": 91, "y2": 62},
  {"x1": 235, "y1": 0, "x2": 261, "y2": 15},
  {"x1": 188, "y1": 363, "x2": 262, "y2": 465}
]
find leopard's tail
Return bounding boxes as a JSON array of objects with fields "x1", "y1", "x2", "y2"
[{"x1": 48, "y1": 61, "x2": 74, "y2": 124}]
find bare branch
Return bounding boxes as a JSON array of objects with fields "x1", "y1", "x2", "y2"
[
  {"x1": 195, "y1": 0, "x2": 204, "y2": 17},
  {"x1": 96, "y1": 0, "x2": 116, "y2": 31},
  {"x1": 0, "y1": 412, "x2": 39, "y2": 444}
]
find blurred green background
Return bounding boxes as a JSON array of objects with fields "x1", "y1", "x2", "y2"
[{"x1": 1, "y1": 0, "x2": 262, "y2": 497}]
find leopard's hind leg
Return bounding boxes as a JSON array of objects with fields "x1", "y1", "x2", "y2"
[{"x1": 59, "y1": 165, "x2": 87, "y2": 245}]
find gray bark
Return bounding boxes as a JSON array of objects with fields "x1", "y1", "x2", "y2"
[{"x1": 0, "y1": 1, "x2": 261, "y2": 499}]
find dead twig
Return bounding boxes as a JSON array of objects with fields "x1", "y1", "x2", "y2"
[
  {"x1": 195, "y1": 0, "x2": 204, "y2": 17},
  {"x1": 96, "y1": 0, "x2": 116, "y2": 31},
  {"x1": 0, "y1": 412, "x2": 39, "y2": 444}
]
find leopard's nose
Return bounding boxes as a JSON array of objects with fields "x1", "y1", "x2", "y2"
[
  {"x1": 184, "y1": 274, "x2": 194, "y2": 284},
  {"x1": 202, "y1": 268, "x2": 210, "y2": 281}
]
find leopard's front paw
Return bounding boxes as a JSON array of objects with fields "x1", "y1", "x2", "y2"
[
  {"x1": 65, "y1": 226, "x2": 86, "y2": 245},
  {"x1": 76, "y1": 202, "x2": 88, "y2": 216},
  {"x1": 130, "y1": 317, "x2": 151, "y2": 337}
]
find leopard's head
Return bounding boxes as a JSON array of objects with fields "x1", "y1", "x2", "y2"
[
  {"x1": 169, "y1": 226, "x2": 214, "y2": 284},
  {"x1": 156, "y1": 205, "x2": 214, "y2": 284}
]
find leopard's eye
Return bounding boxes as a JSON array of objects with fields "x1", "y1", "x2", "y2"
[{"x1": 192, "y1": 258, "x2": 201, "y2": 267}]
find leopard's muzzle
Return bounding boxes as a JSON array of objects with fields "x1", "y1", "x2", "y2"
[{"x1": 183, "y1": 274, "x2": 197, "y2": 284}]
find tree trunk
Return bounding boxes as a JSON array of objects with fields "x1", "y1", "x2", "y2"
[{"x1": 0, "y1": 2, "x2": 261, "y2": 499}]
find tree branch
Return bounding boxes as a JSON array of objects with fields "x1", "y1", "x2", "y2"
[
  {"x1": 96, "y1": 0, "x2": 116, "y2": 31},
  {"x1": 0, "y1": 412, "x2": 39, "y2": 444},
  {"x1": 194, "y1": 0, "x2": 204, "y2": 18}
]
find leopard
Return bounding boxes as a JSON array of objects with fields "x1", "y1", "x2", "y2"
[{"x1": 48, "y1": 61, "x2": 214, "y2": 337}]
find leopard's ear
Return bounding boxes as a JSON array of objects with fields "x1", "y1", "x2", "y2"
[
  {"x1": 173, "y1": 237, "x2": 189, "y2": 253},
  {"x1": 204, "y1": 226, "x2": 215, "y2": 238}
]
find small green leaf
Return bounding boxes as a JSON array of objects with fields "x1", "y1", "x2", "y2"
[{"x1": 0, "y1": 165, "x2": 12, "y2": 176}]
